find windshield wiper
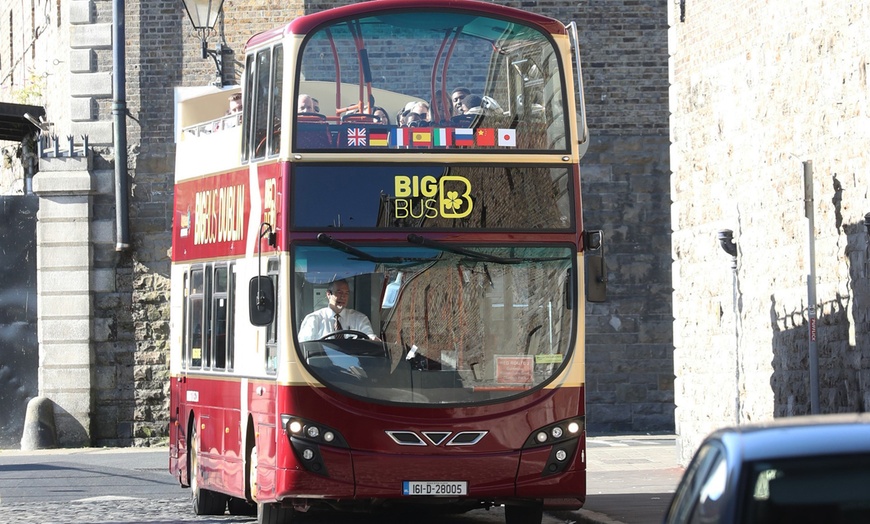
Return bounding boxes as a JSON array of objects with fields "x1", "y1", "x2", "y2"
[
  {"x1": 407, "y1": 234, "x2": 569, "y2": 264},
  {"x1": 317, "y1": 233, "x2": 436, "y2": 264},
  {"x1": 407, "y1": 234, "x2": 521, "y2": 264}
]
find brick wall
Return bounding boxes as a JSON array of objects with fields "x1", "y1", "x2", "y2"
[{"x1": 670, "y1": 0, "x2": 870, "y2": 463}]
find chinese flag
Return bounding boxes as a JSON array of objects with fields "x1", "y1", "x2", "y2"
[{"x1": 476, "y1": 128, "x2": 495, "y2": 147}]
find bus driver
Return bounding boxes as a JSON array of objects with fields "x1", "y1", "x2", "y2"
[{"x1": 298, "y1": 280, "x2": 380, "y2": 341}]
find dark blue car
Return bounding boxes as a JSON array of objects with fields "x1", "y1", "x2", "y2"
[{"x1": 663, "y1": 414, "x2": 870, "y2": 523}]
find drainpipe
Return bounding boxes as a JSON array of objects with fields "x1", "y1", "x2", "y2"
[
  {"x1": 803, "y1": 160, "x2": 819, "y2": 414},
  {"x1": 112, "y1": 0, "x2": 130, "y2": 251}
]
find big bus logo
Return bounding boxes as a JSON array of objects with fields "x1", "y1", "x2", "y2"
[{"x1": 394, "y1": 175, "x2": 473, "y2": 219}]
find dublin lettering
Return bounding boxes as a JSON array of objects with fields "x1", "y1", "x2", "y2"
[{"x1": 194, "y1": 184, "x2": 246, "y2": 245}]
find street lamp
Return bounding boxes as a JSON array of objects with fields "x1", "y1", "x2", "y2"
[{"x1": 180, "y1": 0, "x2": 228, "y2": 86}]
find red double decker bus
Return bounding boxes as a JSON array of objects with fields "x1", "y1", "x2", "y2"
[{"x1": 169, "y1": 1, "x2": 605, "y2": 523}]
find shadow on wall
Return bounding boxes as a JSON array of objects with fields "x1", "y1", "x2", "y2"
[
  {"x1": 769, "y1": 216, "x2": 870, "y2": 417},
  {"x1": 0, "y1": 195, "x2": 38, "y2": 448}
]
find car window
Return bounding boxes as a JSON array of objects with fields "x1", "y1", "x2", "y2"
[
  {"x1": 742, "y1": 454, "x2": 870, "y2": 522},
  {"x1": 689, "y1": 454, "x2": 727, "y2": 523},
  {"x1": 665, "y1": 442, "x2": 726, "y2": 524}
]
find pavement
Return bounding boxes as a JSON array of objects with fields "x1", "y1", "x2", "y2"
[{"x1": 568, "y1": 435, "x2": 685, "y2": 524}]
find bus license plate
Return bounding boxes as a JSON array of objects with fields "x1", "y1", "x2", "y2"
[{"x1": 403, "y1": 481, "x2": 467, "y2": 496}]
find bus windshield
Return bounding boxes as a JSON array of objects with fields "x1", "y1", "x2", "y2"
[
  {"x1": 293, "y1": 244, "x2": 575, "y2": 405},
  {"x1": 295, "y1": 10, "x2": 568, "y2": 152}
]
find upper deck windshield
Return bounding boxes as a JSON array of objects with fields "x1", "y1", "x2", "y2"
[
  {"x1": 293, "y1": 243, "x2": 575, "y2": 405},
  {"x1": 295, "y1": 10, "x2": 568, "y2": 152}
]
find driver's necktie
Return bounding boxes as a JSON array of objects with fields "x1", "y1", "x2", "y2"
[{"x1": 334, "y1": 315, "x2": 344, "y2": 339}]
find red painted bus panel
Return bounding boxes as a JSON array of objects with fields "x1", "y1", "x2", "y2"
[{"x1": 172, "y1": 164, "x2": 283, "y2": 263}]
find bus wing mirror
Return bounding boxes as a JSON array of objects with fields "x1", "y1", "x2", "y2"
[
  {"x1": 584, "y1": 230, "x2": 607, "y2": 303},
  {"x1": 249, "y1": 276, "x2": 275, "y2": 326}
]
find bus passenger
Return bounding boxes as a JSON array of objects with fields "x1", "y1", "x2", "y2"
[
  {"x1": 451, "y1": 87, "x2": 471, "y2": 115},
  {"x1": 298, "y1": 94, "x2": 316, "y2": 113},
  {"x1": 226, "y1": 93, "x2": 242, "y2": 115},
  {"x1": 461, "y1": 94, "x2": 484, "y2": 115},
  {"x1": 298, "y1": 280, "x2": 380, "y2": 341},
  {"x1": 372, "y1": 106, "x2": 389, "y2": 124}
]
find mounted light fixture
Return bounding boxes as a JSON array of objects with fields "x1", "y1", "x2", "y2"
[{"x1": 180, "y1": 0, "x2": 228, "y2": 86}]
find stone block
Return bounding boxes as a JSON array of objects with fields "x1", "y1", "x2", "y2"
[
  {"x1": 38, "y1": 270, "x2": 89, "y2": 294},
  {"x1": 40, "y1": 318, "x2": 91, "y2": 342},
  {"x1": 91, "y1": 268, "x2": 117, "y2": 293},
  {"x1": 41, "y1": 343, "x2": 93, "y2": 366},
  {"x1": 38, "y1": 295, "x2": 92, "y2": 318},
  {"x1": 70, "y1": 72, "x2": 112, "y2": 98},
  {"x1": 32, "y1": 170, "x2": 93, "y2": 194},
  {"x1": 91, "y1": 170, "x2": 114, "y2": 195},
  {"x1": 37, "y1": 244, "x2": 89, "y2": 269},
  {"x1": 36, "y1": 200, "x2": 91, "y2": 222},
  {"x1": 38, "y1": 220, "x2": 90, "y2": 244},
  {"x1": 70, "y1": 23, "x2": 112, "y2": 48},
  {"x1": 69, "y1": 49, "x2": 94, "y2": 73},
  {"x1": 70, "y1": 97, "x2": 94, "y2": 121},
  {"x1": 41, "y1": 367, "x2": 92, "y2": 393},
  {"x1": 92, "y1": 220, "x2": 115, "y2": 244},
  {"x1": 69, "y1": 0, "x2": 94, "y2": 25},
  {"x1": 71, "y1": 121, "x2": 114, "y2": 145}
]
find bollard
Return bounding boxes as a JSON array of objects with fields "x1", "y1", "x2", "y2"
[{"x1": 20, "y1": 396, "x2": 58, "y2": 450}]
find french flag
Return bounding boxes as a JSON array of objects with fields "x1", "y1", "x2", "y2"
[{"x1": 390, "y1": 128, "x2": 410, "y2": 148}]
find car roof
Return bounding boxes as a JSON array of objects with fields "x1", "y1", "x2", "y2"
[{"x1": 707, "y1": 413, "x2": 870, "y2": 462}]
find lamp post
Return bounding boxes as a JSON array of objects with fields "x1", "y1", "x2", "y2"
[{"x1": 180, "y1": 0, "x2": 228, "y2": 86}]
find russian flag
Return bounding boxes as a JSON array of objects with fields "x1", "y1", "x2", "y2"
[{"x1": 454, "y1": 128, "x2": 474, "y2": 146}]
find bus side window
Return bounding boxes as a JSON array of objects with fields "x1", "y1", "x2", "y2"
[
  {"x1": 265, "y1": 269, "x2": 279, "y2": 373},
  {"x1": 269, "y1": 45, "x2": 283, "y2": 156},
  {"x1": 252, "y1": 48, "x2": 272, "y2": 160},
  {"x1": 186, "y1": 267, "x2": 205, "y2": 368},
  {"x1": 212, "y1": 265, "x2": 230, "y2": 370},
  {"x1": 242, "y1": 54, "x2": 255, "y2": 163}
]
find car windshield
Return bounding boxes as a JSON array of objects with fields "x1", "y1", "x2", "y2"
[
  {"x1": 295, "y1": 10, "x2": 567, "y2": 152},
  {"x1": 292, "y1": 244, "x2": 575, "y2": 405},
  {"x1": 743, "y1": 454, "x2": 870, "y2": 522}
]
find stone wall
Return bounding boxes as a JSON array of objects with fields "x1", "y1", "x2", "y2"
[
  {"x1": 2, "y1": 0, "x2": 674, "y2": 445},
  {"x1": 669, "y1": 0, "x2": 870, "y2": 463}
]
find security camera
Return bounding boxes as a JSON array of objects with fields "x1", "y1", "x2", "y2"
[{"x1": 718, "y1": 230, "x2": 737, "y2": 257}]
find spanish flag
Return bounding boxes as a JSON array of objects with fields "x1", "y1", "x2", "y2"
[{"x1": 412, "y1": 129, "x2": 432, "y2": 147}]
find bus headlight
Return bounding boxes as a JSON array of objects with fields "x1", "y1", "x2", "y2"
[
  {"x1": 280, "y1": 414, "x2": 348, "y2": 448},
  {"x1": 523, "y1": 417, "x2": 585, "y2": 449}
]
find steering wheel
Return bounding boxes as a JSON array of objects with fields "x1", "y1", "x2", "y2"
[{"x1": 318, "y1": 330, "x2": 370, "y2": 341}]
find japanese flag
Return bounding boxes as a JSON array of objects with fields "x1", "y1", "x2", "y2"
[{"x1": 498, "y1": 129, "x2": 517, "y2": 147}]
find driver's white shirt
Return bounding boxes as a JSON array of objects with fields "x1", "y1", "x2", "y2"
[{"x1": 298, "y1": 307, "x2": 376, "y2": 341}]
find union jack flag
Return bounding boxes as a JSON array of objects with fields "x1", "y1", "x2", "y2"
[{"x1": 347, "y1": 127, "x2": 367, "y2": 146}]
